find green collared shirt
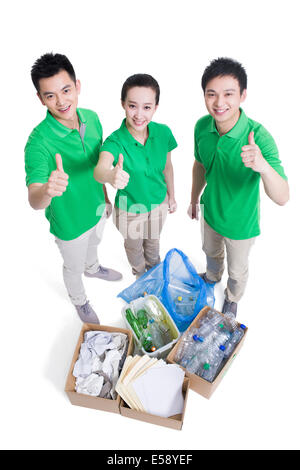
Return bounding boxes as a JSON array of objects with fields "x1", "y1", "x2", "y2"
[
  {"x1": 194, "y1": 109, "x2": 287, "y2": 239},
  {"x1": 25, "y1": 108, "x2": 105, "y2": 240},
  {"x1": 100, "y1": 119, "x2": 177, "y2": 213}
]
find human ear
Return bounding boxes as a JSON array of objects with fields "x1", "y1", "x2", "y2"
[
  {"x1": 240, "y1": 89, "x2": 247, "y2": 103},
  {"x1": 75, "y1": 79, "x2": 81, "y2": 94}
]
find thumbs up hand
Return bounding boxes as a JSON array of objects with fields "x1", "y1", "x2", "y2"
[
  {"x1": 44, "y1": 153, "x2": 69, "y2": 198},
  {"x1": 110, "y1": 154, "x2": 130, "y2": 189},
  {"x1": 241, "y1": 131, "x2": 268, "y2": 174}
]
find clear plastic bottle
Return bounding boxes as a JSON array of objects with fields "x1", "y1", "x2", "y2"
[
  {"x1": 223, "y1": 324, "x2": 246, "y2": 359},
  {"x1": 174, "y1": 328, "x2": 202, "y2": 363},
  {"x1": 144, "y1": 298, "x2": 172, "y2": 344},
  {"x1": 180, "y1": 335, "x2": 205, "y2": 368},
  {"x1": 213, "y1": 326, "x2": 231, "y2": 348},
  {"x1": 222, "y1": 312, "x2": 240, "y2": 333},
  {"x1": 185, "y1": 336, "x2": 208, "y2": 373},
  {"x1": 148, "y1": 319, "x2": 165, "y2": 350},
  {"x1": 200, "y1": 345, "x2": 226, "y2": 382}
]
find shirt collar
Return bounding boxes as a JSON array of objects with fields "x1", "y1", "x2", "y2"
[
  {"x1": 209, "y1": 108, "x2": 248, "y2": 139},
  {"x1": 119, "y1": 118, "x2": 155, "y2": 146},
  {"x1": 45, "y1": 108, "x2": 86, "y2": 138}
]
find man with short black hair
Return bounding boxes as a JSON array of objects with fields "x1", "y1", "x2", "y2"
[
  {"x1": 25, "y1": 52, "x2": 122, "y2": 324},
  {"x1": 189, "y1": 57, "x2": 289, "y2": 317}
]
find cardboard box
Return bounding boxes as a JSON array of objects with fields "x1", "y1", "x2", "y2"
[
  {"x1": 167, "y1": 306, "x2": 248, "y2": 399},
  {"x1": 65, "y1": 323, "x2": 133, "y2": 414},
  {"x1": 119, "y1": 377, "x2": 190, "y2": 430}
]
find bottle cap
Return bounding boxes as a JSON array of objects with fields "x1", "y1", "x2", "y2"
[
  {"x1": 193, "y1": 335, "x2": 204, "y2": 342},
  {"x1": 219, "y1": 345, "x2": 225, "y2": 351},
  {"x1": 203, "y1": 363, "x2": 210, "y2": 370},
  {"x1": 240, "y1": 324, "x2": 246, "y2": 329},
  {"x1": 149, "y1": 319, "x2": 154, "y2": 324},
  {"x1": 219, "y1": 323, "x2": 224, "y2": 329}
]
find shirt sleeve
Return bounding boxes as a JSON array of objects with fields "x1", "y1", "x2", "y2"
[
  {"x1": 167, "y1": 126, "x2": 178, "y2": 152},
  {"x1": 24, "y1": 133, "x2": 50, "y2": 186},
  {"x1": 100, "y1": 137, "x2": 122, "y2": 166},
  {"x1": 256, "y1": 126, "x2": 287, "y2": 180}
]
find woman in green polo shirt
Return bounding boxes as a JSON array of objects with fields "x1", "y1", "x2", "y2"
[{"x1": 94, "y1": 74, "x2": 177, "y2": 277}]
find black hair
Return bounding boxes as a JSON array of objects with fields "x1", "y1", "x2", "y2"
[
  {"x1": 201, "y1": 57, "x2": 247, "y2": 94},
  {"x1": 121, "y1": 74, "x2": 160, "y2": 105},
  {"x1": 31, "y1": 52, "x2": 76, "y2": 92}
]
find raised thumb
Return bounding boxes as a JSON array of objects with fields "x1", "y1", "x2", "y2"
[
  {"x1": 117, "y1": 153, "x2": 123, "y2": 170},
  {"x1": 248, "y1": 131, "x2": 255, "y2": 145},
  {"x1": 55, "y1": 153, "x2": 64, "y2": 172}
]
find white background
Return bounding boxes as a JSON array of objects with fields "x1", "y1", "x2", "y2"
[{"x1": 1, "y1": 0, "x2": 299, "y2": 451}]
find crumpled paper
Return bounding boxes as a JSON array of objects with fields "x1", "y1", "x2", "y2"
[{"x1": 73, "y1": 331, "x2": 128, "y2": 399}]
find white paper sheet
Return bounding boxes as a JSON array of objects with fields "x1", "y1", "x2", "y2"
[{"x1": 131, "y1": 364, "x2": 185, "y2": 418}]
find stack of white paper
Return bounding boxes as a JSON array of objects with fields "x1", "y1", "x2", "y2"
[{"x1": 116, "y1": 355, "x2": 185, "y2": 418}]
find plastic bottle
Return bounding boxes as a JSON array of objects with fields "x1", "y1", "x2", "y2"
[
  {"x1": 185, "y1": 336, "x2": 208, "y2": 373},
  {"x1": 180, "y1": 335, "x2": 205, "y2": 368},
  {"x1": 223, "y1": 324, "x2": 246, "y2": 359},
  {"x1": 222, "y1": 312, "x2": 240, "y2": 333},
  {"x1": 144, "y1": 298, "x2": 172, "y2": 344},
  {"x1": 203, "y1": 308, "x2": 224, "y2": 326},
  {"x1": 200, "y1": 345, "x2": 226, "y2": 382},
  {"x1": 125, "y1": 308, "x2": 142, "y2": 340},
  {"x1": 213, "y1": 325, "x2": 231, "y2": 348},
  {"x1": 148, "y1": 319, "x2": 165, "y2": 349},
  {"x1": 197, "y1": 321, "x2": 215, "y2": 338},
  {"x1": 174, "y1": 328, "x2": 201, "y2": 363}
]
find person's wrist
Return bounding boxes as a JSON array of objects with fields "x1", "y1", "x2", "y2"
[{"x1": 259, "y1": 158, "x2": 270, "y2": 176}]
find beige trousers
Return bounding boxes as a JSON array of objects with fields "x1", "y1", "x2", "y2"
[
  {"x1": 202, "y1": 219, "x2": 256, "y2": 303},
  {"x1": 114, "y1": 197, "x2": 168, "y2": 276},
  {"x1": 55, "y1": 215, "x2": 106, "y2": 306}
]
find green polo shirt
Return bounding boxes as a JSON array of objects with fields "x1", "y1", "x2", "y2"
[
  {"x1": 194, "y1": 109, "x2": 287, "y2": 240},
  {"x1": 100, "y1": 119, "x2": 177, "y2": 213},
  {"x1": 25, "y1": 108, "x2": 106, "y2": 240}
]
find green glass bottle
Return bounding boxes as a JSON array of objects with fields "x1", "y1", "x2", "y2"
[
  {"x1": 125, "y1": 308, "x2": 142, "y2": 339},
  {"x1": 136, "y1": 309, "x2": 148, "y2": 329}
]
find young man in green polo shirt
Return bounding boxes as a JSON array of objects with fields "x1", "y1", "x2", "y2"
[
  {"x1": 25, "y1": 53, "x2": 122, "y2": 324},
  {"x1": 189, "y1": 57, "x2": 289, "y2": 317}
]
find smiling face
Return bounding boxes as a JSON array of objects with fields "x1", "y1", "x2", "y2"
[
  {"x1": 204, "y1": 75, "x2": 247, "y2": 134},
  {"x1": 37, "y1": 69, "x2": 81, "y2": 129},
  {"x1": 122, "y1": 86, "x2": 158, "y2": 136}
]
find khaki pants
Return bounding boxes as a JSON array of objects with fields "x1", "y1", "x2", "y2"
[
  {"x1": 202, "y1": 219, "x2": 256, "y2": 303},
  {"x1": 55, "y1": 215, "x2": 106, "y2": 306},
  {"x1": 114, "y1": 198, "x2": 168, "y2": 276}
]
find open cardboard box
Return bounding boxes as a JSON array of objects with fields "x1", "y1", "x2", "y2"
[
  {"x1": 65, "y1": 323, "x2": 133, "y2": 414},
  {"x1": 119, "y1": 377, "x2": 190, "y2": 430},
  {"x1": 167, "y1": 306, "x2": 248, "y2": 399}
]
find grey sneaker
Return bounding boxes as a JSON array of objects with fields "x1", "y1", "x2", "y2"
[
  {"x1": 222, "y1": 299, "x2": 238, "y2": 318},
  {"x1": 199, "y1": 272, "x2": 216, "y2": 285},
  {"x1": 75, "y1": 301, "x2": 100, "y2": 324},
  {"x1": 84, "y1": 265, "x2": 122, "y2": 281}
]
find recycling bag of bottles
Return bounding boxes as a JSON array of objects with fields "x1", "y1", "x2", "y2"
[{"x1": 118, "y1": 248, "x2": 215, "y2": 332}]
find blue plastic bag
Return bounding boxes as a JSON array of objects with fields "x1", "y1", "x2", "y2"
[{"x1": 118, "y1": 248, "x2": 215, "y2": 332}]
